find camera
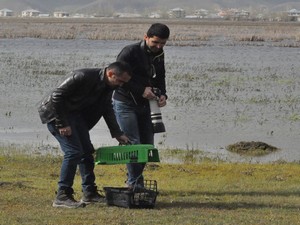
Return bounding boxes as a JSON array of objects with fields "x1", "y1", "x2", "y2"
[{"x1": 149, "y1": 88, "x2": 166, "y2": 133}]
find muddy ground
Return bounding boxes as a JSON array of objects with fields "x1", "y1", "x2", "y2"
[{"x1": 0, "y1": 32, "x2": 299, "y2": 162}]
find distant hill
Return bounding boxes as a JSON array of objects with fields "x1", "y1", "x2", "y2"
[{"x1": 1, "y1": 0, "x2": 300, "y2": 14}]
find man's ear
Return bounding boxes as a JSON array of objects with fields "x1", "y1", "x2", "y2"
[
  {"x1": 143, "y1": 34, "x2": 148, "y2": 40},
  {"x1": 107, "y1": 70, "x2": 114, "y2": 78}
]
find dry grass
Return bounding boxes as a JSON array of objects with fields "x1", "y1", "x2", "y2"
[{"x1": 1, "y1": 17, "x2": 300, "y2": 46}]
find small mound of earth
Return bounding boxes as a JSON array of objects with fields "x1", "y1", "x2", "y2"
[{"x1": 226, "y1": 141, "x2": 279, "y2": 156}]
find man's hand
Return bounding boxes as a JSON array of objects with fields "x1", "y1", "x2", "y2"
[
  {"x1": 116, "y1": 134, "x2": 130, "y2": 144},
  {"x1": 59, "y1": 126, "x2": 72, "y2": 136},
  {"x1": 158, "y1": 95, "x2": 167, "y2": 107},
  {"x1": 142, "y1": 87, "x2": 156, "y2": 99}
]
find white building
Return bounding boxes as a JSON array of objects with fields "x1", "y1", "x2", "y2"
[
  {"x1": 39, "y1": 14, "x2": 50, "y2": 17},
  {"x1": 22, "y1": 9, "x2": 40, "y2": 17},
  {"x1": 114, "y1": 13, "x2": 142, "y2": 18},
  {"x1": 168, "y1": 8, "x2": 185, "y2": 18},
  {"x1": 54, "y1": 11, "x2": 69, "y2": 18},
  {"x1": 218, "y1": 9, "x2": 250, "y2": 20},
  {"x1": 288, "y1": 9, "x2": 300, "y2": 21},
  {"x1": 194, "y1": 9, "x2": 209, "y2": 18},
  {"x1": 149, "y1": 12, "x2": 161, "y2": 19},
  {"x1": 0, "y1": 8, "x2": 14, "y2": 17}
]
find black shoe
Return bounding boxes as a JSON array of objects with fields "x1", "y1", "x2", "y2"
[
  {"x1": 53, "y1": 188, "x2": 86, "y2": 208},
  {"x1": 126, "y1": 181, "x2": 145, "y2": 192},
  {"x1": 81, "y1": 189, "x2": 105, "y2": 204}
]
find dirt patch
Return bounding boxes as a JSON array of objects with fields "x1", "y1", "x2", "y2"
[
  {"x1": 0, "y1": 181, "x2": 31, "y2": 189},
  {"x1": 226, "y1": 141, "x2": 279, "y2": 156}
]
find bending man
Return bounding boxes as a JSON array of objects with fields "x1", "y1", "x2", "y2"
[{"x1": 38, "y1": 61, "x2": 131, "y2": 208}]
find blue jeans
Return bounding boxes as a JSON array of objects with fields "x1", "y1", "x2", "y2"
[
  {"x1": 47, "y1": 113, "x2": 96, "y2": 193},
  {"x1": 113, "y1": 99, "x2": 154, "y2": 185}
]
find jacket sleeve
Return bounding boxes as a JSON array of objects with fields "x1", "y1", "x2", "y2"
[
  {"x1": 117, "y1": 46, "x2": 146, "y2": 97},
  {"x1": 152, "y1": 54, "x2": 167, "y2": 99}
]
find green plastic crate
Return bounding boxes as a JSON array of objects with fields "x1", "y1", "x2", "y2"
[{"x1": 95, "y1": 144, "x2": 160, "y2": 165}]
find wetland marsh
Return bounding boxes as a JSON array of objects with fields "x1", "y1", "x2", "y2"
[{"x1": 0, "y1": 18, "x2": 299, "y2": 162}]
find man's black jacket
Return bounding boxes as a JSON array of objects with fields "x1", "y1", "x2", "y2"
[
  {"x1": 38, "y1": 68, "x2": 123, "y2": 138},
  {"x1": 113, "y1": 40, "x2": 167, "y2": 105}
]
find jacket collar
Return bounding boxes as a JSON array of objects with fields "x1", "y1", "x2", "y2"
[
  {"x1": 100, "y1": 68, "x2": 116, "y2": 90},
  {"x1": 99, "y1": 69, "x2": 104, "y2": 80},
  {"x1": 99, "y1": 68, "x2": 109, "y2": 87},
  {"x1": 140, "y1": 40, "x2": 164, "y2": 57}
]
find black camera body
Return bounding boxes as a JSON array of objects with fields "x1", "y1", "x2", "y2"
[
  {"x1": 149, "y1": 88, "x2": 166, "y2": 133},
  {"x1": 152, "y1": 88, "x2": 161, "y2": 97}
]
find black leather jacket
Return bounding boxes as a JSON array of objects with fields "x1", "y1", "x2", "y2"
[
  {"x1": 113, "y1": 40, "x2": 167, "y2": 105},
  {"x1": 38, "y1": 68, "x2": 123, "y2": 138}
]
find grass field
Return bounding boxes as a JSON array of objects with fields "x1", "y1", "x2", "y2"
[{"x1": 1, "y1": 149, "x2": 300, "y2": 225}]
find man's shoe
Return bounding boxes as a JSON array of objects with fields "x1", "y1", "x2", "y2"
[
  {"x1": 126, "y1": 182, "x2": 145, "y2": 192},
  {"x1": 81, "y1": 190, "x2": 106, "y2": 204},
  {"x1": 52, "y1": 188, "x2": 86, "y2": 208}
]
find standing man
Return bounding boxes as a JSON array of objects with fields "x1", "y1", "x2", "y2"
[
  {"x1": 38, "y1": 61, "x2": 131, "y2": 208},
  {"x1": 112, "y1": 23, "x2": 170, "y2": 188}
]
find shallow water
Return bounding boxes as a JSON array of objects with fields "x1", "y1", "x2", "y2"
[{"x1": 0, "y1": 38, "x2": 299, "y2": 162}]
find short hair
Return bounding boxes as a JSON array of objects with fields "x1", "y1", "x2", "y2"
[
  {"x1": 107, "y1": 61, "x2": 132, "y2": 77},
  {"x1": 146, "y1": 23, "x2": 170, "y2": 39}
]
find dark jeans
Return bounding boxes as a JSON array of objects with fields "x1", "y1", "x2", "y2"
[
  {"x1": 47, "y1": 113, "x2": 96, "y2": 193},
  {"x1": 113, "y1": 99, "x2": 154, "y2": 185}
]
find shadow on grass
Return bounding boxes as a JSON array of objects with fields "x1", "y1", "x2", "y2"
[
  {"x1": 156, "y1": 201, "x2": 299, "y2": 210},
  {"x1": 160, "y1": 190, "x2": 300, "y2": 197},
  {"x1": 0, "y1": 181, "x2": 33, "y2": 189},
  {"x1": 156, "y1": 190, "x2": 300, "y2": 210}
]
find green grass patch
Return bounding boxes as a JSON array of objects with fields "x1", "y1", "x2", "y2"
[
  {"x1": 1, "y1": 149, "x2": 300, "y2": 225},
  {"x1": 289, "y1": 113, "x2": 300, "y2": 122}
]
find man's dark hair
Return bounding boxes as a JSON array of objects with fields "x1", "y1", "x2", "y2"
[
  {"x1": 108, "y1": 61, "x2": 132, "y2": 77},
  {"x1": 147, "y1": 23, "x2": 170, "y2": 39}
]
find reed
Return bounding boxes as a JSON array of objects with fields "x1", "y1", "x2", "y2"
[{"x1": 1, "y1": 17, "x2": 299, "y2": 46}]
